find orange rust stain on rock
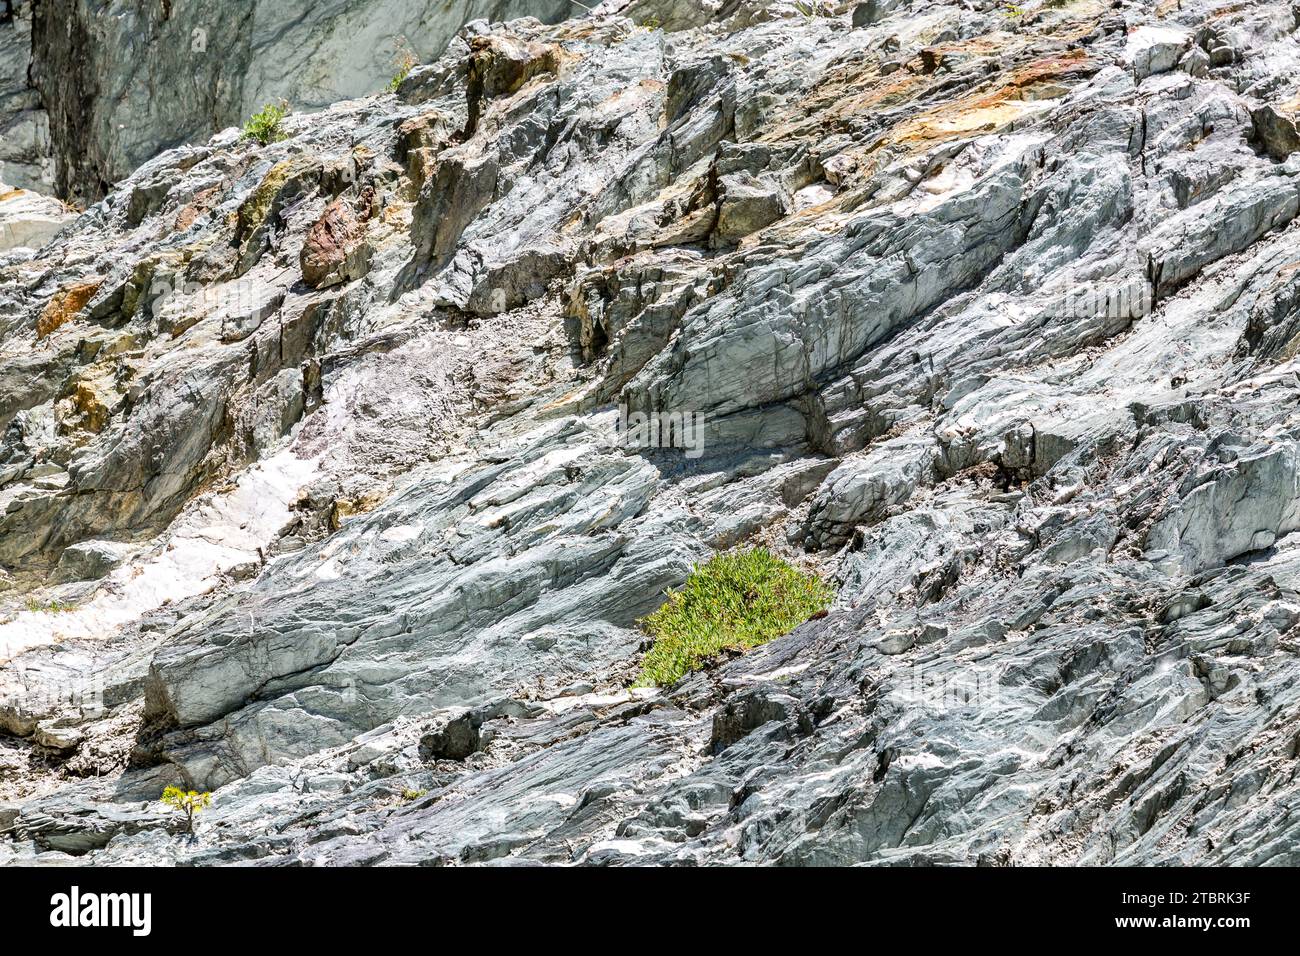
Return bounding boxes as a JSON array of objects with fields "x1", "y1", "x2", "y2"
[
  {"x1": 37, "y1": 280, "x2": 101, "y2": 338},
  {"x1": 761, "y1": 38, "x2": 1099, "y2": 158},
  {"x1": 885, "y1": 50, "x2": 1100, "y2": 149},
  {"x1": 998, "y1": 49, "x2": 1099, "y2": 93},
  {"x1": 56, "y1": 380, "x2": 112, "y2": 435},
  {"x1": 1208, "y1": 2, "x2": 1252, "y2": 20},
  {"x1": 779, "y1": 62, "x2": 923, "y2": 139},
  {"x1": 173, "y1": 185, "x2": 221, "y2": 233},
  {"x1": 913, "y1": 34, "x2": 1022, "y2": 74}
]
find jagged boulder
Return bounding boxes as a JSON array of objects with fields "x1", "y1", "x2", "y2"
[
  {"x1": 0, "y1": 183, "x2": 71, "y2": 252},
  {"x1": 1123, "y1": 25, "x2": 1192, "y2": 81},
  {"x1": 52, "y1": 540, "x2": 135, "y2": 584},
  {"x1": 300, "y1": 197, "x2": 370, "y2": 288},
  {"x1": 714, "y1": 172, "x2": 787, "y2": 243},
  {"x1": 419, "y1": 711, "x2": 483, "y2": 761},
  {"x1": 1253, "y1": 101, "x2": 1300, "y2": 160}
]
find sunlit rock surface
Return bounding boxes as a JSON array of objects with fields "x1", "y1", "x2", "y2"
[{"x1": 0, "y1": 184, "x2": 72, "y2": 253}]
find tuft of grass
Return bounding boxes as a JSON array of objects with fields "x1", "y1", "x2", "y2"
[
  {"x1": 25, "y1": 597, "x2": 76, "y2": 614},
  {"x1": 241, "y1": 100, "x2": 289, "y2": 146},
  {"x1": 387, "y1": 57, "x2": 415, "y2": 93},
  {"x1": 386, "y1": 36, "x2": 417, "y2": 93},
  {"x1": 635, "y1": 547, "x2": 833, "y2": 688},
  {"x1": 791, "y1": 0, "x2": 832, "y2": 18}
]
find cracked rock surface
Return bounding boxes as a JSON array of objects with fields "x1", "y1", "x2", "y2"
[
  {"x1": 0, "y1": 0, "x2": 575, "y2": 202},
  {"x1": 4, "y1": 0, "x2": 1300, "y2": 865}
]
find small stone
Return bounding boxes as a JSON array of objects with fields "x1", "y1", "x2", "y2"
[
  {"x1": 33, "y1": 723, "x2": 84, "y2": 755},
  {"x1": 227, "y1": 560, "x2": 261, "y2": 582},
  {"x1": 821, "y1": 153, "x2": 856, "y2": 187},
  {"x1": 877, "y1": 629, "x2": 916, "y2": 655}
]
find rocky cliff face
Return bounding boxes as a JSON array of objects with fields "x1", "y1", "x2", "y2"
[
  {"x1": 0, "y1": 0, "x2": 574, "y2": 201},
  {"x1": 0, "y1": 1, "x2": 50, "y2": 192},
  {"x1": 3, "y1": 0, "x2": 1300, "y2": 865}
]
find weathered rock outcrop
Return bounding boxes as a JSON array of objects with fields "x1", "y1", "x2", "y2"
[
  {"x1": 0, "y1": 2, "x2": 50, "y2": 192},
  {"x1": 0, "y1": 0, "x2": 574, "y2": 202},
  {"x1": 4, "y1": 0, "x2": 1300, "y2": 867}
]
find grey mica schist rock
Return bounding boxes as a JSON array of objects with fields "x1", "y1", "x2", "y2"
[
  {"x1": 5, "y1": 0, "x2": 1300, "y2": 868},
  {"x1": 1, "y1": 0, "x2": 579, "y2": 204},
  {"x1": 52, "y1": 540, "x2": 134, "y2": 584},
  {"x1": 0, "y1": 182, "x2": 71, "y2": 251}
]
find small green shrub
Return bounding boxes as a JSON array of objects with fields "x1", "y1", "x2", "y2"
[
  {"x1": 400, "y1": 788, "x2": 428, "y2": 802},
  {"x1": 161, "y1": 786, "x2": 211, "y2": 834},
  {"x1": 241, "y1": 101, "x2": 289, "y2": 145},
  {"x1": 636, "y1": 547, "x2": 834, "y2": 688}
]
